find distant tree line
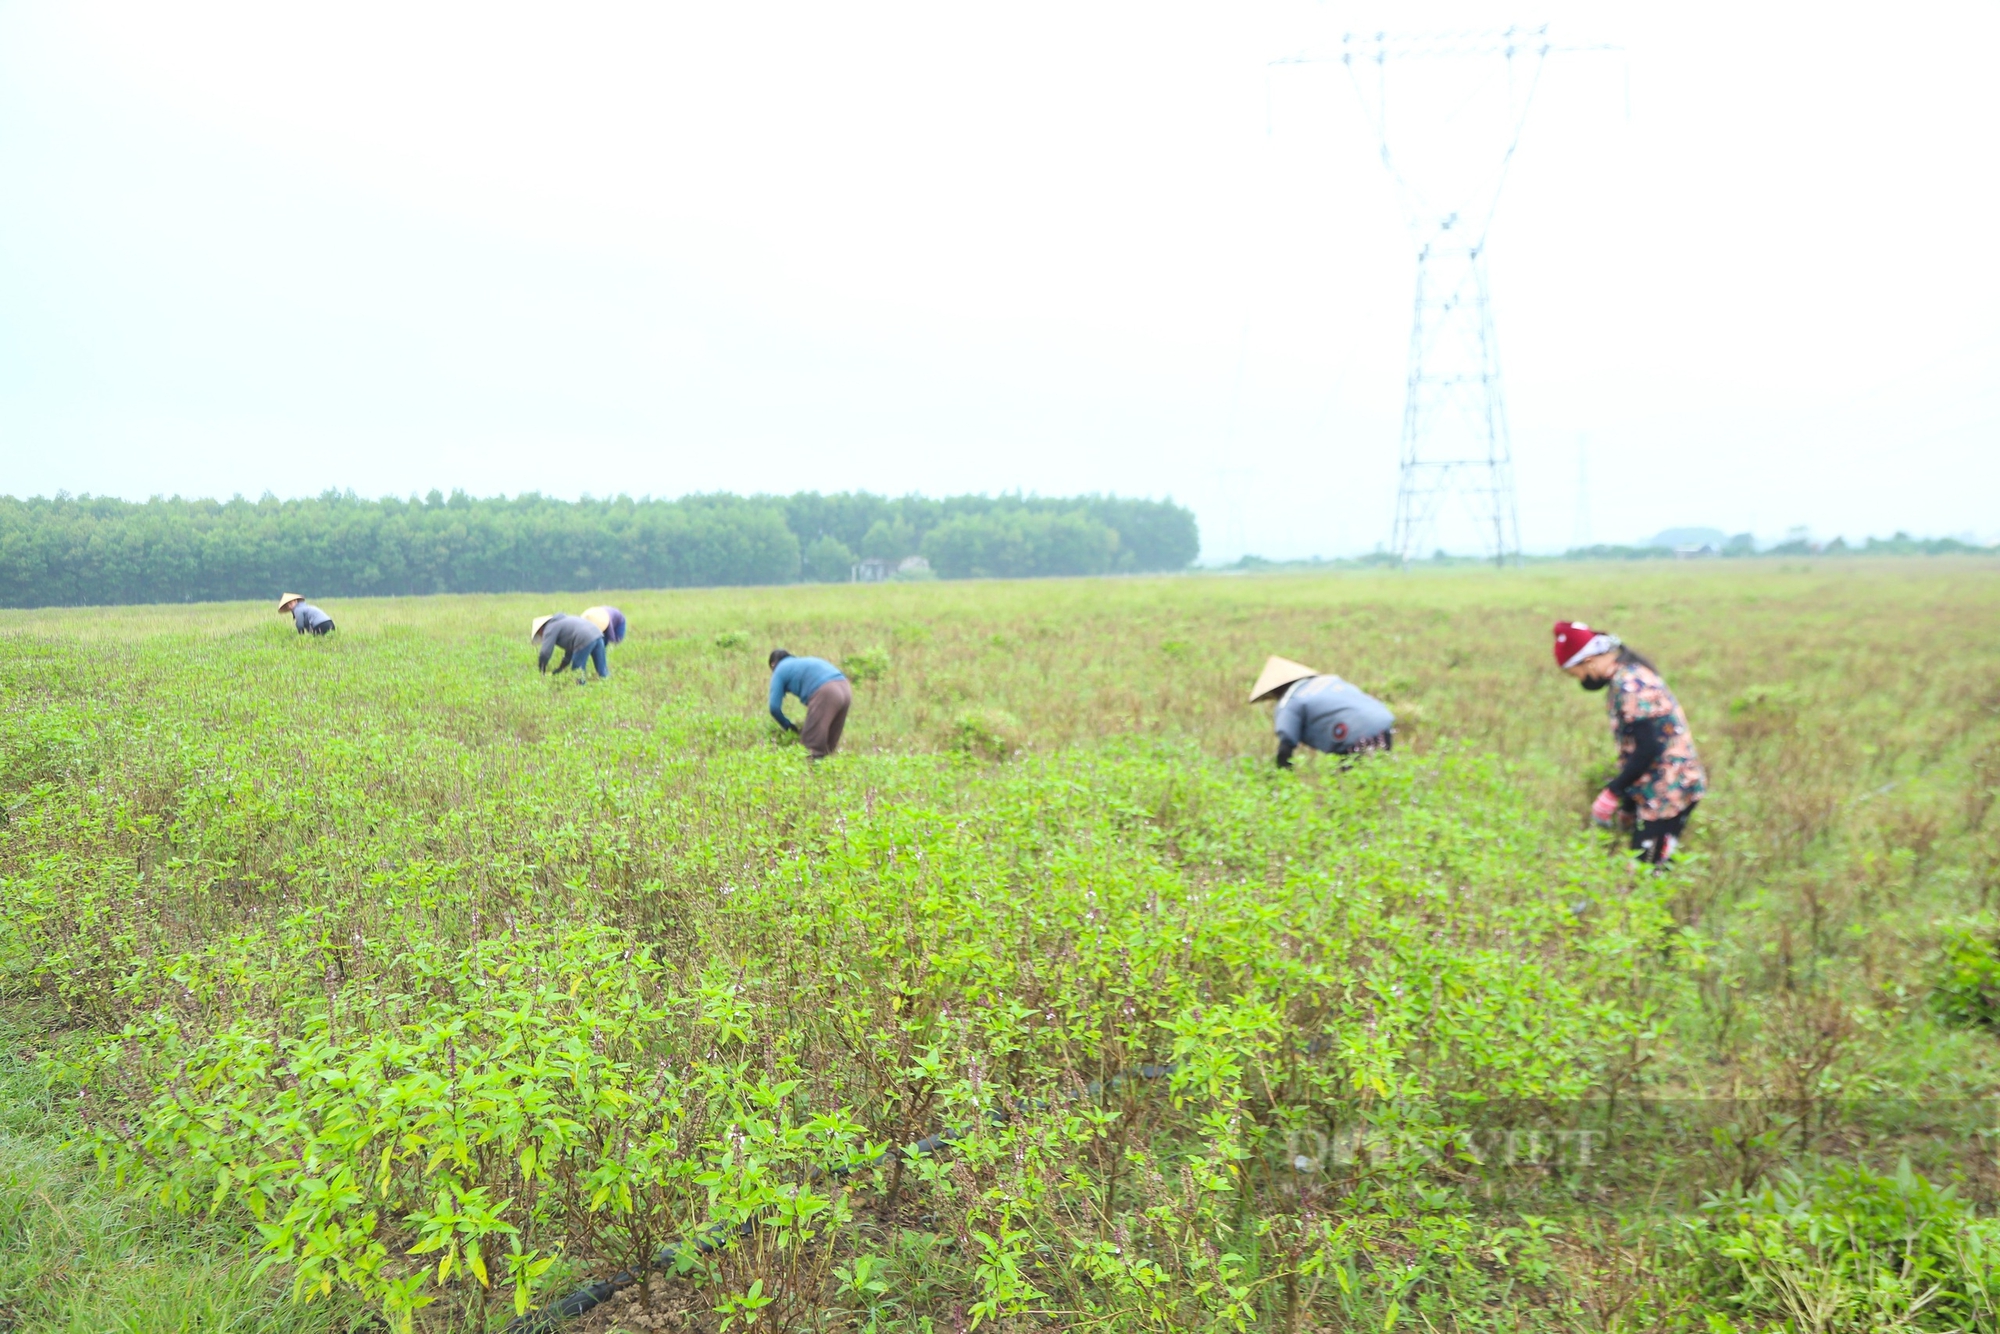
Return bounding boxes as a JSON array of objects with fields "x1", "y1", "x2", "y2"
[
  {"x1": 0, "y1": 491, "x2": 1200, "y2": 608},
  {"x1": 1561, "y1": 531, "x2": 1995, "y2": 561}
]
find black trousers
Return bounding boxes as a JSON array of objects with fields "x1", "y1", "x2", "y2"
[
  {"x1": 1277, "y1": 728, "x2": 1393, "y2": 769},
  {"x1": 306, "y1": 620, "x2": 334, "y2": 636},
  {"x1": 1339, "y1": 728, "x2": 1393, "y2": 756},
  {"x1": 1632, "y1": 801, "x2": 1696, "y2": 864},
  {"x1": 1331, "y1": 728, "x2": 1393, "y2": 771}
]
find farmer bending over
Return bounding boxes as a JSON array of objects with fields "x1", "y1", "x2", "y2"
[
  {"x1": 532, "y1": 613, "x2": 608, "y2": 680},
  {"x1": 277, "y1": 593, "x2": 334, "y2": 636},
  {"x1": 1249, "y1": 656, "x2": 1395, "y2": 769},
  {"x1": 1553, "y1": 621, "x2": 1706, "y2": 865},
  {"x1": 581, "y1": 605, "x2": 627, "y2": 647},
  {"x1": 768, "y1": 648, "x2": 851, "y2": 759}
]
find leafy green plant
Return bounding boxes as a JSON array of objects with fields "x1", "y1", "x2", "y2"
[
  {"x1": 1682, "y1": 1161, "x2": 2000, "y2": 1331},
  {"x1": 843, "y1": 645, "x2": 891, "y2": 683},
  {"x1": 949, "y1": 707, "x2": 1021, "y2": 759},
  {"x1": 1933, "y1": 915, "x2": 2000, "y2": 1027}
]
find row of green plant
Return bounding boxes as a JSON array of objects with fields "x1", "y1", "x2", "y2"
[
  {"x1": 2, "y1": 561, "x2": 1998, "y2": 1331},
  {"x1": 18, "y1": 701, "x2": 1680, "y2": 1329}
]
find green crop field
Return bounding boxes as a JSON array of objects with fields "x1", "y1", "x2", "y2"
[{"x1": 4, "y1": 559, "x2": 1999, "y2": 1334}]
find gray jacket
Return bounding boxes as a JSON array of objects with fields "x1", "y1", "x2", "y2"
[
  {"x1": 536, "y1": 615, "x2": 603, "y2": 671},
  {"x1": 1273, "y1": 675, "x2": 1395, "y2": 754},
  {"x1": 291, "y1": 602, "x2": 333, "y2": 632}
]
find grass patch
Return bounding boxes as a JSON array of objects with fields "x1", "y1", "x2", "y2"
[{"x1": 0, "y1": 1006, "x2": 365, "y2": 1333}]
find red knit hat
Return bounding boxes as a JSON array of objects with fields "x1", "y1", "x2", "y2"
[{"x1": 1553, "y1": 620, "x2": 1620, "y2": 669}]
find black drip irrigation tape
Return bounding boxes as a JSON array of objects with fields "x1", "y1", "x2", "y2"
[{"x1": 504, "y1": 1064, "x2": 1177, "y2": 1333}]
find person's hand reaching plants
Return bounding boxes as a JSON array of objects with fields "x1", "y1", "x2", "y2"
[{"x1": 1590, "y1": 789, "x2": 1621, "y2": 825}]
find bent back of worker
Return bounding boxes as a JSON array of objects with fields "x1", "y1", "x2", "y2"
[
  {"x1": 536, "y1": 614, "x2": 606, "y2": 675},
  {"x1": 769, "y1": 654, "x2": 844, "y2": 709},
  {"x1": 1275, "y1": 675, "x2": 1395, "y2": 754},
  {"x1": 292, "y1": 603, "x2": 334, "y2": 634}
]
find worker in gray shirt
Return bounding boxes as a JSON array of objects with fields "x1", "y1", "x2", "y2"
[
  {"x1": 277, "y1": 593, "x2": 334, "y2": 635},
  {"x1": 1248, "y1": 655, "x2": 1395, "y2": 769},
  {"x1": 531, "y1": 613, "x2": 609, "y2": 680}
]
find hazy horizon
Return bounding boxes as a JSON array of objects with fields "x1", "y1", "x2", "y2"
[
  {"x1": 5, "y1": 487, "x2": 1973, "y2": 563},
  {"x1": 3, "y1": 1, "x2": 1994, "y2": 560}
]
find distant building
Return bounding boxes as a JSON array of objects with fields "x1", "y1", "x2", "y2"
[
  {"x1": 851, "y1": 555, "x2": 931, "y2": 583},
  {"x1": 1672, "y1": 544, "x2": 1717, "y2": 560}
]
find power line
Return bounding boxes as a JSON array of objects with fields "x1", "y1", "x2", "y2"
[{"x1": 1574, "y1": 433, "x2": 1591, "y2": 550}]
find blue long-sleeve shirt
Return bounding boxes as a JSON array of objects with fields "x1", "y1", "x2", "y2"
[{"x1": 769, "y1": 656, "x2": 845, "y2": 727}]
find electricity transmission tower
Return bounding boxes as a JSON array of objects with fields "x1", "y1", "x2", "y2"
[{"x1": 1277, "y1": 26, "x2": 1589, "y2": 564}]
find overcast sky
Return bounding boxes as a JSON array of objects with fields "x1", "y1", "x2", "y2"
[{"x1": 2, "y1": 1, "x2": 1994, "y2": 559}]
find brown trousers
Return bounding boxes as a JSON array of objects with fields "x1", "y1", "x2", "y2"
[{"x1": 800, "y1": 677, "x2": 852, "y2": 758}]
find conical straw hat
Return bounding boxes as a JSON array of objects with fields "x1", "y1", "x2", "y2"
[
  {"x1": 580, "y1": 607, "x2": 613, "y2": 635},
  {"x1": 1248, "y1": 655, "x2": 1317, "y2": 703},
  {"x1": 530, "y1": 614, "x2": 556, "y2": 641},
  {"x1": 277, "y1": 593, "x2": 304, "y2": 611}
]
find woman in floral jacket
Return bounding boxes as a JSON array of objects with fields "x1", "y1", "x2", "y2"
[{"x1": 1553, "y1": 621, "x2": 1707, "y2": 865}]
